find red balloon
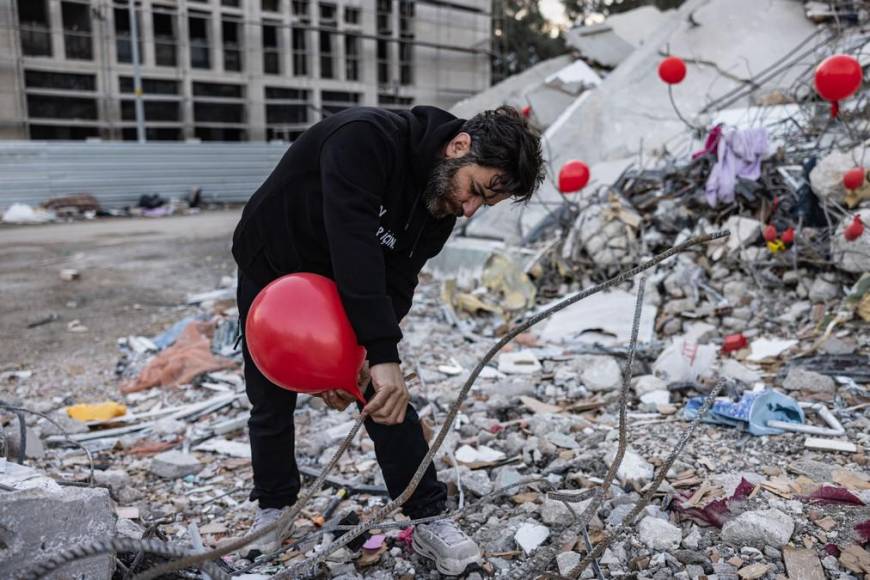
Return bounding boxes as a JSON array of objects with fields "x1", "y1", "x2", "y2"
[
  {"x1": 844, "y1": 167, "x2": 866, "y2": 190},
  {"x1": 762, "y1": 224, "x2": 778, "y2": 242},
  {"x1": 658, "y1": 56, "x2": 687, "y2": 85},
  {"x1": 815, "y1": 55, "x2": 862, "y2": 103},
  {"x1": 521, "y1": 105, "x2": 532, "y2": 118},
  {"x1": 246, "y1": 273, "x2": 366, "y2": 403},
  {"x1": 558, "y1": 160, "x2": 590, "y2": 193},
  {"x1": 844, "y1": 215, "x2": 865, "y2": 242}
]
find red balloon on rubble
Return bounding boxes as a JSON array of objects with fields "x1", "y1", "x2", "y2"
[
  {"x1": 558, "y1": 160, "x2": 590, "y2": 193},
  {"x1": 844, "y1": 167, "x2": 866, "y2": 190},
  {"x1": 658, "y1": 56, "x2": 687, "y2": 85},
  {"x1": 246, "y1": 273, "x2": 366, "y2": 403},
  {"x1": 844, "y1": 215, "x2": 865, "y2": 242},
  {"x1": 521, "y1": 105, "x2": 532, "y2": 118},
  {"x1": 814, "y1": 54, "x2": 862, "y2": 117}
]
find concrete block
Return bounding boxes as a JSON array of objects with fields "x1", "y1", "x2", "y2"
[{"x1": 0, "y1": 482, "x2": 116, "y2": 579}]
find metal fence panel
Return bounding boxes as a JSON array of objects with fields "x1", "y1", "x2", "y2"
[{"x1": 0, "y1": 141, "x2": 290, "y2": 208}]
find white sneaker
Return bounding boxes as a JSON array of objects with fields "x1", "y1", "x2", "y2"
[
  {"x1": 413, "y1": 519, "x2": 481, "y2": 576},
  {"x1": 242, "y1": 507, "x2": 288, "y2": 560}
]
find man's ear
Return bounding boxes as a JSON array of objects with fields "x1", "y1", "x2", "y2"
[{"x1": 445, "y1": 132, "x2": 471, "y2": 158}]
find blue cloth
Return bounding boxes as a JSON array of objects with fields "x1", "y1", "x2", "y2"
[
  {"x1": 683, "y1": 390, "x2": 804, "y2": 436},
  {"x1": 151, "y1": 316, "x2": 197, "y2": 350}
]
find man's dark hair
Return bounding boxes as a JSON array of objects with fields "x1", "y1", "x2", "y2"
[{"x1": 461, "y1": 106, "x2": 545, "y2": 202}]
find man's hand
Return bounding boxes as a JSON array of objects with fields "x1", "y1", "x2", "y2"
[
  {"x1": 364, "y1": 362, "x2": 409, "y2": 425},
  {"x1": 319, "y1": 362, "x2": 372, "y2": 411},
  {"x1": 320, "y1": 389, "x2": 356, "y2": 411}
]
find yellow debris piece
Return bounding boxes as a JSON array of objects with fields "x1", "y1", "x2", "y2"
[{"x1": 67, "y1": 401, "x2": 127, "y2": 422}]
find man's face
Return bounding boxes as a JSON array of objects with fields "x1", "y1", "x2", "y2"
[{"x1": 424, "y1": 147, "x2": 510, "y2": 220}]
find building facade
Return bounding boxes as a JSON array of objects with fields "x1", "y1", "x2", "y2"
[{"x1": 0, "y1": 0, "x2": 491, "y2": 141}]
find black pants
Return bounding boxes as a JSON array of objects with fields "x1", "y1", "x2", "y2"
[{"x1": 237, "y1": 270, "x2": 447, "y2": 519}]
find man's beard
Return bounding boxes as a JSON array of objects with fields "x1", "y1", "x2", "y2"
[{"x1": 423, "y1": 156, "x2": 474, "y2": 219}]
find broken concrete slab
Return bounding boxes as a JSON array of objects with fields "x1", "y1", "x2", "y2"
[
  {"x1": 449, "y1": 54, "x2": 574, "y2": 122},
  {"x1": 564, "y1": 6, "x2": 675, "y2": 68},
  {"x1": 721, "y1": 508, "x2": 794, "y2": 547},
  {"x1": 782, "y1": 367, "x2": 836, "y2": 394},
  {"x1": 423, "y1": 237, "x2": 504, "y2": 283},
  {"x1": 638, "y1": 515, "x2": 682, "y2": 550},
  {"x1": 537, "y1": 289, "x2": 656, "y2": 346},
  {"x1": 150, "y1": 449, "x2": 203, "y2": 479},
  {"x1": 514, "y1": 522, "x2": 550, "y2": 554},
  {"x1": 0, "y1": 484, "x2": 116, "y2": 579}
]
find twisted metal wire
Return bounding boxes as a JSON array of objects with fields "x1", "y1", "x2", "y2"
[{"x1": 280, "y1": 232, "x2": 728, "y2": 578}]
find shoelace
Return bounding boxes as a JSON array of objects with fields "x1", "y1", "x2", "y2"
[{"x1": 425, "y1": 520, "x2": 468, "y2": 546}]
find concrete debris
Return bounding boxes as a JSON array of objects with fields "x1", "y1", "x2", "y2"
[
  {"x1": 0, "y1": 484, "x2": 116, "y2": 579},
  {"x1": 514, "y1": 522, "x2": 550, "y2": 554},
  {"x1": 721, "y1": 508, "x2": 795, "y2": 547},
  {"x1": 149, "y1": 450, "x2": 204, "y2": 479},
  {"x1": 782, "y1": 368, "x2": 836, "y2": 394},
  {"x1": 638, "y1": 516, "x2": 683, "y2": 551}
]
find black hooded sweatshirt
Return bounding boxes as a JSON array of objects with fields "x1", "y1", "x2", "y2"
[{"x1": 232, "y1": 106, "x2": 464, "y2": 366}]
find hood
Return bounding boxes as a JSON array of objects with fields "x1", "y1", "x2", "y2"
[{"x1": 399, "y1": 106, "x2": 466, "y2": 194}]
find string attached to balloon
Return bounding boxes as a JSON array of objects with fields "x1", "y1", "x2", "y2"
[{"x1": 657, "y1": 54, "x2": 702, "y2": 133}]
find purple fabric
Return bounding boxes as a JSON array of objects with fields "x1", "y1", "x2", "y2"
[{"x1": 705, "y1": 128, "x2": 768, "y2": 207}]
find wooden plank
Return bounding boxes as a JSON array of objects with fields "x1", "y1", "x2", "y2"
[{"x1": 783, "y1": 547, "x2": 825, "y2": 580}]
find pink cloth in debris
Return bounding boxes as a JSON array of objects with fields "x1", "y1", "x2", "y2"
[
  {"x1": 705, "y1": 127, "x2": 768, "y2": 207},
  {"x1": 121, "y1": 321, "x2": 235, "y2": 393}
]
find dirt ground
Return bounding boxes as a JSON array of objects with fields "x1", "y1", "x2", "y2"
[{"x1": 0, "y1": 210, "x2": 241, "y2": 404}]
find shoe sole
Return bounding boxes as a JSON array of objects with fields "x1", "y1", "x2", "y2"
[{"x1": 412, "y1": 535, "x2": 478, "y2": 576}]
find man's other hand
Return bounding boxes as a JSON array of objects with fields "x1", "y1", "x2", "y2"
[
  {"x1": 364, "y1": 362, "x2": 409, "y2": 425},
  {"x1": 321, "y1": 389, "x2": 356, "y2": 411}
]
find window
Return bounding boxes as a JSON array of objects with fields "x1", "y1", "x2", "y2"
[
  {"x1": 262, "y1": 0, "x2": 281, "y2": 11},
  {"x1": 265, "y1": 87, "x2": 309, "y2": 128},
  {"x1": 319, "y1": 31, "x2": 334, "y2": 79},
  {"x1": 223, "y1": 19, "x2": 243, "y2": 72},
  {"x1": 194, "y1": 127, "x2": 246, "y2": 141},
  {"x1": 17, "y1": 0, "x2": 52, "y2": 57},
  {"x1": 377, "y1": 0, "x2": 392, "y2": 34},
  {"x1": 27, "y1": 94, "x2": 98, "y2": 120},
  {"x1": 120, "y1": 77, "x2": 179, "y2": 94},
  {"x1": 344, "y1": 6, "x2": 360, "y2": 24},
  {"x1": 122, "y1": 127, "x2": 182, "y2": 141},
  {"x1": 62, "y1": 2, "x2": 93, "y2": 60},
  {"x1": 152, "y1": 9, "x2": 177, "y2": 67},
  {"x1": 25, "y1": 70, "x2": 96, "y2": 91},
  {"x1": 399, "y1": 0, "x2": 414, "y2": 85},
  {"x1": 31, "y1": 125, "x2": 99, "y2": 140},
  {"x1": 321, "y1": 90, "x2": 360, "y2": 115},
  {"x1": 193, "y1": 82, "x2": 244, "y2": 98},
  {"x1": 319, "y1": 2, "x2": 337, "y2": 25},
  {"x1": 377, "y1": 40, "x2": 389, "y2": 85},
  {"x1": 379, "y1": 93, "x2": 414, "y2": 115},
  {"x1": 194, "y1": 102, "x2": 245, "y2": 124},
  {"x1": 121, "y1": 100, "x2": 181, "y2": 122},
  {"x1": 292, "y1": 0, "x2": 310, "y2": 21},
  {"x1": 292, "y1": 28, "x2": 308, "y2": 76},
  {"x1": 345, "y1": 34, "x2": 360, "y2": 81},
  {"x1": 188, "y1": 13, "x2": 210, "y2": 69},
  {"x1": 221, "y1": 0, "x2": 241, "y2": 6},
  {"x1": 114, "y1": 6, "x2": 143, "y2": 64},
  {"x1": 262, "y1": 23, "x2": 280, "y2": 74},
  {"x1": 399, "y1": 41, "x2": 413, "y2": 85}
]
